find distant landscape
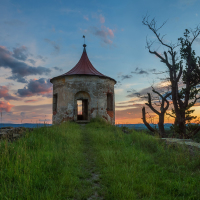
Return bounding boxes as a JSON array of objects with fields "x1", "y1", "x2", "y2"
[
  {"x1": 0, "y1": 123, "x2": 52, "y2": 128},
  {"x1": 116, "y1": 123, "x2": 172, "y2": 130},
  {"x1": 0, "y1": 123, "x2": 173, "y2": 130}
]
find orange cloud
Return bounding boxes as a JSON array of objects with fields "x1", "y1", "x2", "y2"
[{"x1": 0, "y1": 101, "x2": 14, "y2": 112}]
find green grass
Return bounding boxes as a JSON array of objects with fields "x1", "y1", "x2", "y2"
[
  {"x1": 0, "y1": 122, "x2": 92, "y2": 200},
  {"x1": 86, "y1": 118, "x2": 200, "y2": 200},
  {"x1": 0, "y1": 119, "x2": 200, "y2": 199}
]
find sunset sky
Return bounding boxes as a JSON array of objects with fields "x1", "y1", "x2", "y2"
[{"x1": 0, "y1": 0, "x2": 200, "y2": 124}]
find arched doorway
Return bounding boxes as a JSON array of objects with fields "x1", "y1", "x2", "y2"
[{"x1": 74, "y1": 91, "x2": 90, "y2": 121}]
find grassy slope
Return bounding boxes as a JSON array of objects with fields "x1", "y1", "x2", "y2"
[
  {"x1": 0, "y1": 119, "x2": 200, "y2": 199},
  {"x1": 0, "y1": 122, "x2": 92, "y2": 200},
  {"x1": 87, "y1": 119, "x2": 200, "y2": 200}
]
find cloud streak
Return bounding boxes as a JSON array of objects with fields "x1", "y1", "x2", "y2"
[
  {"x1": 89, "y1": 26, "x2": 114, "y2": 44},
  {"x1": 53, "y1": 66, "x2": 63, "y2": 72},
  {"x1": 121, "y1": 75, "x2": 133, "y2": 80},
  {"x1": 0, "y1": 86, "x2": 19, "y2": 101},
  {"x1": 12, "y1": 46, "x2": 28, "y2": 61},
  {"x1": 44, "y1": 39, "x2": 60, "y2": 53},
  {"x1": 84, "y1": 23, "x2": 115, "y2": 45},
  {"x1": 1, "y1": 104, "x2": 52, "y2": 123},
  {"x1": 17, "y1": 78, "x2": 52, "y2": 98},
  {"x1": 24, "y1": 99, "x2": 39, "y2": 103},
  {"x1": 131, "y1": 67, "x2": 149, "y2": 75},
  {"x1": 83, "y1": 13, "x2": 115, "y2": 45},
  {"x1": 0, "y1": 46, "x2": 51, "y2": 83}
]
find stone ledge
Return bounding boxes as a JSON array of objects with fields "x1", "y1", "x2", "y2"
[
  {"x1": 157, "y1": 138, "x2": 200, "y2": 157},
  {"x1": 0, "y1": 127, "x2": 34, "y2": 143},
  {"x1": 160, "y1": 138, "x2": 200, "y2": 149}
]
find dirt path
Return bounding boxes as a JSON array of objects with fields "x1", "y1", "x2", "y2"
[{"x1": 80, "y1": 124, "x2": 104, "y2": 200}]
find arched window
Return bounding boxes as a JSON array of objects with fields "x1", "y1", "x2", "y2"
[{"x1": 107, "y1": 93, "x2": 113, "y2": 111}]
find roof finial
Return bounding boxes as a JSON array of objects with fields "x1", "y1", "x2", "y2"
[{"x1": 83, "y1": 35, "x2": 86, "y2": 52}]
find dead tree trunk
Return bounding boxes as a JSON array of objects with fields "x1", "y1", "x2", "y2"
[
  {"x1": 142, "y1": 89, "x2": 171, "y2": 138},
  {"x1": 142, "y1": 16, "x2": 200, "y2": 138},
  {"x1": 142, "y1": 107, "x2": 156, "y2": 133}
]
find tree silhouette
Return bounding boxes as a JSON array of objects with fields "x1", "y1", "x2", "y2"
[
  {"x1": 142, "y1": 88, "x2": 171, "y2": 137},
  {"x1": 142, "y1": 16, "x2": 200, "y2": 138}
]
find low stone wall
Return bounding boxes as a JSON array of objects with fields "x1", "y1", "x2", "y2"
[
  {"x1": 160, "y1": 138, "x2": 200, "y2": 156},
  {"x1": 0, "y1": 127, "x2": 34, "y2": 143}
]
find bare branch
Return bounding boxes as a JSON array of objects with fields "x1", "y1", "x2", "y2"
[
  {"x1": 145, "y1": 93, "x2": 160, "y2": 115},
  {"x1": 152, "y1": 70, "x2": 169, "y2": 75},
  {"x1": 149, "y1": 50, "x2": 173, "y2": 70},
  {"x1": 142, "y1": 107, "x2": 156, "y2": 132},
  {"x1": 142, "y1": 16, "x2": 173, "y2": 50},
  {"x1": 152, "y1": 89, "x2": 171, "y2": 112},
  {"x1": 191, "y1": 25, "x2": 200, "y2": 44},
  {"x1": 166, "y1": 112, "x2": 176, "y2": 118}
]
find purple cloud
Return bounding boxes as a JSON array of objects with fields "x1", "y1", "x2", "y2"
[
  {"x1": 17, "y1": 78, "x2": 52, "y2": 98},
  {"x1": 0, "y1": 46, "x2": 51, "y2": 83}
]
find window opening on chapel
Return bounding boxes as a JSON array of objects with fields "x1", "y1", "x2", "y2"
[
  {"x1": 53, "y1": 94, "x2": 58, "y2": 112},
  {"x1": 77, "y1": 100, "x2": 82, "y2": 115},
  {"x1": 107, "y1": 93, "x2": 113, "y2": 111},
  {"x1": 77, "y1": 99, "x2": 88, "y2": 120}
]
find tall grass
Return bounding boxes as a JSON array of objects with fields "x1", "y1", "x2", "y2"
[
  {"x1": 1, "y1": 118, "x2": 200, "y2": 199},
  {"x1": 86, "y1": 119, "x2": 200, "y2": 200},
  {"x1": 0, "y1": 122, "x2": 92, "y2": 199}
]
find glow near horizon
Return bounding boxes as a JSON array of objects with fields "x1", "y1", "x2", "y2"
[{"x1": 0, "y1": 0, "x2": 200, "y2": 124}]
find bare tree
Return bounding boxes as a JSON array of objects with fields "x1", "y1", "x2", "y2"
[
  {"x1": 142, "y1": 16, "x2": 200, "y2": 138},
  {"x1": 142, "y1": 88, "x2": 171, "y2": 137}
]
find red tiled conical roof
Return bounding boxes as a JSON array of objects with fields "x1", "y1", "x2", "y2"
[
  {"x1": 50, "y1": 44, "x2": 116, "y2": 83},
  {"x1": 62, "y1": 44, "x2": 105, "y2": 76}
]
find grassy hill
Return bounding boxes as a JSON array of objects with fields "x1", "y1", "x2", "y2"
[{"x1": 0, "y1": 118, "x2": 200, "y2": 199}]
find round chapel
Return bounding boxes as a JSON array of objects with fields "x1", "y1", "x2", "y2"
[{"x1": 50, "y1": 44, "x2": 116, "y2": 125}]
